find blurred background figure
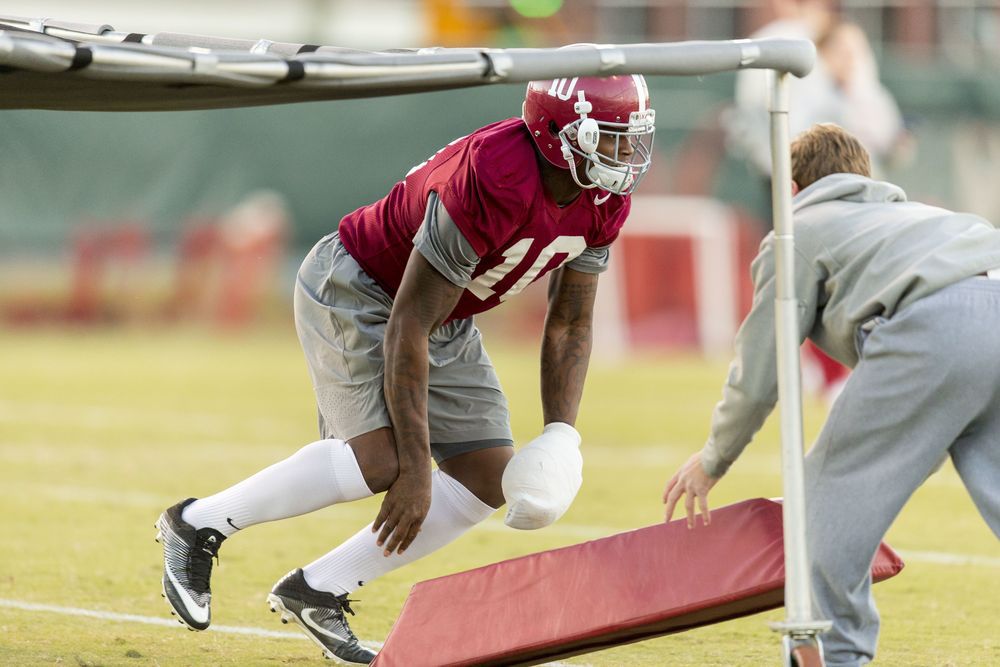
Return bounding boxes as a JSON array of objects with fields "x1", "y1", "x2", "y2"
[
  {"x1": 728, "y1": 0, "x2": 837, "y2": 187},
  {"x1": 726, "y1": 1, "x2": 911, "y2": 230},
  {"x1": 815, "y1": 21, "x2": 912, "y2": 174}
]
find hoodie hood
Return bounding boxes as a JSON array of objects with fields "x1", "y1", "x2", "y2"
[{"x1": 794, "y1": 173, "x2": 907, "y2": 212}]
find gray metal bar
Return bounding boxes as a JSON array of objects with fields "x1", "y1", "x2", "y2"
[
  {"x1": 0, "y1": 14, "x2": 816, "y2": 83},
  {"x1": 766, "y1": 71, "x2": 833, "y2": 652},
  {"x1": 769, "y1": 71, "x2": 809, "y2": 622},
  {"x1": 483, "y1": 39, "x2": 814, "y2": 81},
  {"x1": 0, "y1": 29, "x2": 76, "y2": 72},
  {"x1": 0, "y1": 26, "x2": 815, "y2": 110}
]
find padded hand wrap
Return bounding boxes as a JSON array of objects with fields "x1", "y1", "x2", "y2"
[{"x1": 502, "y1": 422, "x2": 583, "y2": 530}]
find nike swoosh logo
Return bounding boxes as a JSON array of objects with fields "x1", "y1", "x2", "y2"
[
  {"x1": 226, "y1": 517, "x2": 240, "y2": 531},
  {"x1": 301, "y1": 608, "x2": 350, "y2": 643},
  {"x1": 165, "y1": 565, "x2": 209, "y2": 624}
]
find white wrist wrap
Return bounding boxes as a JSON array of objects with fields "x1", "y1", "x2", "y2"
[{"x1": 502, "y1": 422, "x2": 583, "y2": 530}]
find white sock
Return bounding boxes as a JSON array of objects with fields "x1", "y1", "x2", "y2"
[
  {"x1": 301, "y1": 469, "x2": 496, "y2": 595},
  {"x1": 181, "y1": 439, "x2": 372, "y2": 537}
]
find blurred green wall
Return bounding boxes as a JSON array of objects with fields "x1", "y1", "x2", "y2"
[
  {"x1": 2, "y1": 67, "x2": 999, "y2": 254},
  {"x1": 0, "y1": 83, "x2": 515, "y2": 251}
]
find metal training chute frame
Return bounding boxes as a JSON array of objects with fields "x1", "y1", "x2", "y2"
[{"x1": 0, "y1": 15, "x2": 824, "y2": 665}]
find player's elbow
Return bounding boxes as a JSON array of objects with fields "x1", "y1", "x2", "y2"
[{"x1": 384, "y1": 311, "x2": 430, "y2": 365}]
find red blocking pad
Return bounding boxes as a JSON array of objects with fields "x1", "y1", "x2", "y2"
[{"x1": 371, "y1": 498, "x2": 904, "y2": 667}]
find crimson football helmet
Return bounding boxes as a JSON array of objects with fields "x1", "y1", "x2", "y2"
[{"x1": 523, "y1": 74, "x2": 655, "y2": 197}]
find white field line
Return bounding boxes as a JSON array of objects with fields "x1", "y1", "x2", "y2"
[
  {"x1": 896, "y1": 550, "x2": 1000, "y2": 568},
  {"x1": 0, "y1": 598, "x2": 307, "y2": 640},
  {"x1": 0, "y1": 598, "x2": 584, "y2": 666},
  {"x1": 0, "y1": 398, "x2": 294, "y2": 439},
  {"x1": 13, "y1": 479, "x2": 1000, "y2": 568}
]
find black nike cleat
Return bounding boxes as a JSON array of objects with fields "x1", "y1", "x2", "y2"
[
  {"x1": 154, "y1": 498, "x2": 225, "y2": 631},
  {"x1": 267, "y1": 569, "x2": 377, "y2": 664}
]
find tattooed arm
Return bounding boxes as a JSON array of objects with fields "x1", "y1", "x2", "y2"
[
  {"x1": 376, "y1": 248, "x2": 464, "y2": 555},
  {"x1": 540, "y1": 267, "x2": 599, "y2": 425}
]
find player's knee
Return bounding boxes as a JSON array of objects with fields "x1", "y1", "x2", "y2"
[
  {"x1": 468, "y1": 472, "x2": 507, "y2": 510},
  {"x1": 347, "y1": 428, "x2": 400, "y2": 493},
  {"x1": 440, "y1": 445, "x2": 513, "y2": 509}
]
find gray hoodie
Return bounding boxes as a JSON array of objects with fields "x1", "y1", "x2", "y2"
[{"x1": 701, "y1": 173, "x2": 1000, "y2": 477}]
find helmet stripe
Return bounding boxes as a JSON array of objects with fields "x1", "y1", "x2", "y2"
[{"x1": 631, "y1": 74, "x2": 648, "y2": 113}]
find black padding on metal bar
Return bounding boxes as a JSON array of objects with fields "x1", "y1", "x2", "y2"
[
  {"x1": 69, "y1": 47, "x2": 93, "y2": 70},
  {"x1": 123, "y1": 33, "x2": 145, "y2": 43},
  {"x1": 297, "y1": 44, "x2": 320, "y2": 54},
  {"x1": 282, "y1": 60, "x2": 305, "y2": 83}
]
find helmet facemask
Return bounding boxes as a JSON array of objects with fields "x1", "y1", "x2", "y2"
[{"x1": 557, "y1": 91, "x2": 656, "y2": 198}]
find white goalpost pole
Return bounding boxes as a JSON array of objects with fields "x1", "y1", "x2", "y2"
[{"x1": 767, "y1": 71, "x2": 832, "y2": 664}]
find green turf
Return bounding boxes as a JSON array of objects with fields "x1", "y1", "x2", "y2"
[{"x1": 0, "y1": 327, "x2": 997, "y2": 666}]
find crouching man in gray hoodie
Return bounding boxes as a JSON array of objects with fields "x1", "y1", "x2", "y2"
[{"x1": 663, "y1": 123, "x2": 1000, "y2": 666}]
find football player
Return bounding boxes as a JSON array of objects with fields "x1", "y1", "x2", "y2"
[
  {"x1": 156, "y1": 74, "x2": 655, "y2": 664},
  {"x1": 663, "y1": 123, "x2": 1000, "y2": 667}
]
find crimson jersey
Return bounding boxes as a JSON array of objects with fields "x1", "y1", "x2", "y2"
[{"x1": 338, "y1": 117, "x2": 631, "y2": 322}]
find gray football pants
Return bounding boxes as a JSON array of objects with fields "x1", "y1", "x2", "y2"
[{"x1": 804, "y1": 278, "x2": 1000, "y2": 667}]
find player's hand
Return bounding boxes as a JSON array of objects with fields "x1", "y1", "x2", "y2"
[
  {"x1": 372, "y1": 469, "x2": 432, "y2": 557},
  {"x1": 663, "y1": 452, "x2": 718, "y2": 529},
  {"x1": 502, "y1": 422, "x2": 583, "y2": 530}
]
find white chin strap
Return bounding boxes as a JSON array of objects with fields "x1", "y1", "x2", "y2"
[
  {"x1": 586, "y1": 156, "x2": 633, "y2": 194},
  {"x1": 559, "y1": 144, "x2": 632, "y2": 203},
  {"x1": 559, "y1": 142, "x2": 615, "y2": 188}
]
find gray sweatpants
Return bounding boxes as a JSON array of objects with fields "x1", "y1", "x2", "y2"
[
  {"x1": 293, "y1": 232, "x2": 513, "y2": 462},
  {"x1": 805, "y1": 277, "x2": 1000, "y2": 666}
]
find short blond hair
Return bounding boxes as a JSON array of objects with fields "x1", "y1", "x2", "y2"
[{"x1": 791, "y1": 123, "x2": 872, "y2": 189}]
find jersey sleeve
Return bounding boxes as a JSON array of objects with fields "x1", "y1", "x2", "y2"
[
  {"x1": 565, "y1": 245, "x2": 611, "y2": 274},
  {"x1": 436, "y1": 138, "x2": 533, "y2": 257},
  {"x1": 413, "y1": 192, "x2": 480, "y2": 288}
]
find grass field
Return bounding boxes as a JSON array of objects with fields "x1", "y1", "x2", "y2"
[{"x1": 1, "y1": 325, "x2": 997, "y2": 666}]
